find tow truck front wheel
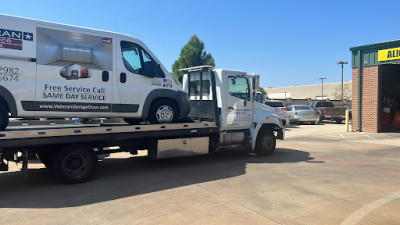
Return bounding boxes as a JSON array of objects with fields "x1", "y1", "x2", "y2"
[
  {"x1": 255, "y1": 130, "x2": 276, "y2": 156},
  {"x1": 52, "y1": 145, "x2": 97, "y2": 183}
]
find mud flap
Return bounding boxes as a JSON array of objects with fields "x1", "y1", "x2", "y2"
[
  {"x1": 276, "y1": 128, "x2": 284, "y2": 140},
  {"x1": 0, "y1": 151, "x2": 8, "y2": 171}
]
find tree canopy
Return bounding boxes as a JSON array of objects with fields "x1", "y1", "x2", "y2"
[{"x1": 172, "y1": 34, "x2": 215, "y2": 78}]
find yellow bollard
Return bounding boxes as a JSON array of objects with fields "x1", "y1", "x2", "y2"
[{"x1": 345, "y1": 109, "x2": 349, "y2": 132}]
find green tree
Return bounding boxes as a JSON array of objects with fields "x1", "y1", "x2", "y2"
[
  {"x1": 172, "y1": 34, "x2": 215, "y2": 78},
  {"x1": 258, "y1": 87, "x2": 266, "y2": 95}
]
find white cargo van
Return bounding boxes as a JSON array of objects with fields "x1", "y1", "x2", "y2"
[{"x1": 0, "y1": 14, "x2": 190, "y2": 130}]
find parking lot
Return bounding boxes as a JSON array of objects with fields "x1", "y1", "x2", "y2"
[{"x1": 1, "y1": 123, "x2": 400, "y2": 225}]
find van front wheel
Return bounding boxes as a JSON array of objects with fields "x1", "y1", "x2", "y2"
[
  {"x1": 148, "y1": 100, "x2": 178, "y2": 124},
  {"x1": 0, "y1": 107, "x2": 9, "y2": 131}
]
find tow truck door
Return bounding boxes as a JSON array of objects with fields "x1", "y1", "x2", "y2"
[{"x1": 221, "y1": 73, "x2": 253, "y2": 130}]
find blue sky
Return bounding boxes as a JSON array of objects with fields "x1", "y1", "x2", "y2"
[{"x1": 1, "y1": 0, "x2": 399, "y2": 88}]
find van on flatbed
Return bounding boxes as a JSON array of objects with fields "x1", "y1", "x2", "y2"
[
  {"x1": 0, "y1": 14, "x2": 190, "y2": 131},
  {"x1": 0, "y1": 66, "x2": 284, "y2": 183}
]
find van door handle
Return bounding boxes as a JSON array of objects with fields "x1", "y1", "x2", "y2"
[
  {"x1": 228, "y1": 106, "x2": 234, "y2": 110},
  {"x1": 120, "y1": 72, "x2": 126, "y2": 83},
  {"x1": 102, "y1": 71, "x2": 109, "y2": 82}
]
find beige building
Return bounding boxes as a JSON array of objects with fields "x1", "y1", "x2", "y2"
[{"x1": 265, "y1": 81, "x2": 352, "y2": 100}]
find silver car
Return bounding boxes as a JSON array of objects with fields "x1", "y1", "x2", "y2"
[
  {"x1": 264, "y1": 100, "x2": 288, "y2": 125},
  {"x1": 287, "y1": 105, "x2": 319, "y2": 125}
]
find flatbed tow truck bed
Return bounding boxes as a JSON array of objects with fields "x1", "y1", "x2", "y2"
[
  {"x1": 0, "y1": 122, "x2": 219, "y2": 183},
  {"x1": 0, "y1": 122, "x2": 218, "y2": 148}
]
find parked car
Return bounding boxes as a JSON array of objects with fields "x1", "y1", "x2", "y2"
[
  {"x1": 264, "y1": 100, "x2": 287, "y2": 125},
  {"x1": 287, "y1": 105, "x2": 319, "y2": 125},
  {"x1": 308, "y1": 101, "x2": 346, "y2": 124}
]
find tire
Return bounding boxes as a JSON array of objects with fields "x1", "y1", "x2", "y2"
[
  {"x1": 51, "y1": 145, "x2": 97, "y2": 184},
  {"x1": 148, "y1": 99, "x2": 178, "y2": 124},
  {"x1": 0, "y1": 106, "x2": 9, "y2": 131},
  {"x1": 255, "y1": 129, "x2": 276, "y2": 156},
  {"x1": 335, "y1": 119, "x2": 343, "y2": 124},
  {"x1": 310, "y1": 121, "x2": 316, "y2": 125}
]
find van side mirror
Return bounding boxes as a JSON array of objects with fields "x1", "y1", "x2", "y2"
[{"x1": 142, "y1": 61, "x2": 165, "y2": 78}]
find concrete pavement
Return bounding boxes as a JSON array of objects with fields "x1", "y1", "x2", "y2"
[{"x1": 1, "y1": 123, "x2": 400, "y2": 224}]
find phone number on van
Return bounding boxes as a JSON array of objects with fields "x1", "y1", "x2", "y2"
[
  {"x1": 0, "y1": 66, "x2": 19, "y2": 75},
  {"x1": 0, "y1": 66, "x2": 19, "y2": 82},
  {"x1": 0, "y1": 75, "x2": 18, "y2": 82}
]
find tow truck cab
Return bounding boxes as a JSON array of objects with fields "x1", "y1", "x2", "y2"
[{"x1": 180, "y1": 66, "x2": 284, "y2": 151}]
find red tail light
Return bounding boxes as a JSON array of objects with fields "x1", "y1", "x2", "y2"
[
  {"x1": 295, "y1": 111, "x2": 298, "y2": 115},
  {"x1": 314, "y1": 112, "x2": 318, "y2": 115},
  {"x1": 324, "y1": 107, "x2": 327, "y2": 114},
  {"x1": 281, "y1": 107, "x2": 286, "y2": 111}
]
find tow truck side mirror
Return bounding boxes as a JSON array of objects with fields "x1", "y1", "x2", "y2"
[{"x1": 252, "y1": 90, "x2": 257, "y2": 98}]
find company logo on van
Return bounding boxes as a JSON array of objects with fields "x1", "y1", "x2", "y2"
[{"x1": 0, "y1": 28, "x2": 33, "y2": 51}]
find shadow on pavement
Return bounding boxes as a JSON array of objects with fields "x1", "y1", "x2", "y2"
[{"x1": 0, "y1": 148, "x2": 315, "y2": 209}]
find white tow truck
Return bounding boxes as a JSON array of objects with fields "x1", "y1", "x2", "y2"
[{"x1": 0, "y1": 66, "x2": 284, "y2": 183}]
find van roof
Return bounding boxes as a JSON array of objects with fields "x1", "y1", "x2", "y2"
[{"x1": 0, "y1": 13, "x2": 139, "y2": 41}]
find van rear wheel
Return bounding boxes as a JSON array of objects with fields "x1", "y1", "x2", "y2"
[
  {"x1": 148, "y1": 99, "x2": 178, "y2": 124},
  {"x1": 0, "y1": 107, "x2": 9, "y2": 131}
]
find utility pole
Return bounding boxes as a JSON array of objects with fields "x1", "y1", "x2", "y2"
[
  {"x1": 337, "y1": 61, "x2": 348, "y2": 100},
  {"x1": 320, "y1": 77, "x2": 326, "y2": 100}
]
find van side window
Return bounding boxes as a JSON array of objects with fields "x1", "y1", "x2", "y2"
[
  {"x1": 141, "y1": 49, "x2": 165, "y2": 78},
  {"x1": 121, "y1": 41, "x2": 142, "y2": 74},
  {"x1": 120, "y1": 41, "x2": 165, "y2": 78}
]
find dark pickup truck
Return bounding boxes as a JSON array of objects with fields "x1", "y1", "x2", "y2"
[{"x1": 308, "y1": 101, "x2": 346, "y2": 124}]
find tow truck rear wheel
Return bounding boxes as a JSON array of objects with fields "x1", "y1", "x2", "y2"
[
  {"x1": 255, "y1": 129, "x2": 276, "y2": 156},
  {"x1": 52, "y1": 145, "x2": 97, "y2": 183},
  {"x1": 0, "y1": 106, "x2": 9, "y2": 131}
]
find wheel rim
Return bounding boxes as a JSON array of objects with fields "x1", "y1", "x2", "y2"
[
  {"x1": 261, "y1": 134, "x2": 274, "y2": 151},
  {"x1": 63, "y1": 152, "x2": 89, "y2": 178},
  {"x1": 156, "y1": 105, "x2": 174, "y2": 123}
]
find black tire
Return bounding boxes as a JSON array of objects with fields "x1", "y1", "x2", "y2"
[
  {"x1": 335, "y1": 119, "x2": 343, "y2": 124},
  {"x1": 310, "y1": 121, "x2": 316, "y2": 125},
  {"x1": 255, "y1": 129, "x2": 276, "y2": 156},
  {"x1": 148, "y1": 99, "x2": 178, "y2": 124},
  {"x1": 0, "y1": 106, "x2": 9, "y2": 131},
  {"x1": 51, "y1": 145, "x2": 97, "y2": 184}
]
